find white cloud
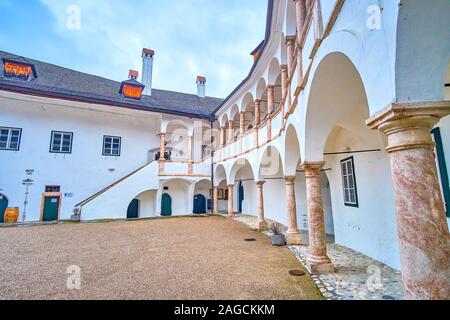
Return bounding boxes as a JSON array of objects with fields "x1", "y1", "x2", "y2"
[{"x1": 39, "y1": 0, "x2": 267, "y2": 98}]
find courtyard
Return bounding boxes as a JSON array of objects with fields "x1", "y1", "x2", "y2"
[{"x1": 0, "y1": 216, "x2": 322, "y2": 300}]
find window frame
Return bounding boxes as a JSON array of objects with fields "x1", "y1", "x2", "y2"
[
  {"x1": 0, "y1": 126, "x2": 22, "y2": 151},
  {"x1": 49, "y1": 131, "x2": 73, "y2": 154},
  {"x1": 340, "y1": 156, "x2": 359, "y2": 208},
  {"x1": 102, "y1": 135, "x2": 122, "y2": 157}
]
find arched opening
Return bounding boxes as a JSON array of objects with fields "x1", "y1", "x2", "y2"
[
  {"x1": 214, "y1": 165, "x2": 228, "y2": 213},
  {"x1": 230, "y1": 158, "x2": 256, "y2": 215},
  {"x1": 229, "y1": 105, "x2": 240, "y2": 140},
  {"x1": 258, "y1": 145, "x2": 287, "y2": 225},
  {"x1": 161, "y1": 179, "x2": 190, "y2": 216},
  {"x1": 135, "y1": 190, "x2": 157, "y2": 218},
  {"x1": 165, "y1": 122, "x2": 190, "y2": 161},
  {"x1": 305, "y1": 52, "x2": 398, "y2": 268},
  {"x1": 193, "y1": 179, "x2": 211, "y2": 214},
  {"x1": 256, "y1": 78, "x2": 269, "y2": 123},
  {"x1": 241, "y1": 92, "x2": 255, "y2": 130},
  {"x1": 0, "y1": 193, "x2": 8, "y2": 223}
]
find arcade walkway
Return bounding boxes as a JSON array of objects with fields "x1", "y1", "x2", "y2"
[{"x1": 0, "y1": 216, "x2": 322, "y2": 300}]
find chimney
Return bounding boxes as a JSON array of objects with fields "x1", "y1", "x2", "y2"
[
  {"x1": 141, "y1": 48, "x2": 155, "y2": 96},
  {"x1": 129, "y1": 69, "x2": 139, "y2": 80},
  {"x1": 196, "y1": 76, "x2": 206, "y2": 98}
]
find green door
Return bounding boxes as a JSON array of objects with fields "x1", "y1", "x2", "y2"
[
  {"x1": 161, "y1": 193, "x2": 172, "y2": 216},
  {"x1": 43, "y1": 196, "x2": 60, "y2": 222},
  {"x1": 193, "y1": 194, "x2": 206, "y2": 214},
  {"x1": 127, "y1": 199, "x2": 140, "y2": 219},
  {"x1": 0, "y1": 194, "x2": 8, "y2": 224}
]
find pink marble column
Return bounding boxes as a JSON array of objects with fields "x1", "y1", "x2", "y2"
[
  {"x1": 303, "y1": 162, "x2": 334, "y2": 274},
  {"x1": 285, "y1": 37, "x2": 296, "y2": 78},
  {"x1": 227, "y1": 185, "x2": 234, "y2": 218},
  {"x1": 220, "y1": 127, "x2": 226, "y2": 146},
  {"x1": 213, "y1": 186, "x2": 219, "y2": 214},
  {"x1": 159, "y1": 133, "x2": 166, "y2": 174},
  {"x1": 368, "y1": 103, "x2": 450, "y2": 300},
  {"x1": 187, "y1": 135, "x2": 193, "y2": 174},
  {"x1": 228, "y1": 120, "x2": 234, "y2": 143},
  {"x1": 256, "y1": 181, "x2": 268, "y2": 231},
  {"x1": 294, "y1": 0, "x2": 307, "y2": 43},
  {"x1": 267, "y1": 86, "x2": 275, "y2": 115},
  {"x1": 284, "y1": 176, "x2": 302, "y2": 245},
  {"x1": 281, "y1": 65, "x2": 289, "y2": 117},
  {"x1": 239, "y1": 112, "x2": 245, "y2": 136},
  {"x1": 255, "y1": 100, "x2": 261, "y2": 127}
]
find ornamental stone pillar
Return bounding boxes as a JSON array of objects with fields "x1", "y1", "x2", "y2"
[
  {"x1": 228, "y1": 120, "x2": 234, "y2": 143},
  {"x1": 285, "y1": 36, "x2": 296, "y2": 78},
  {"x1": 367, "y1": 102, "x2": 450, "y2": 300},
  {"x1": 213, "y1": 186, "x2": 219, "y2": 214},
  {"x1": 187, "y1": 135, "x2": 193, "y2": 174},
  {"x1": 267, "y1": 86, "x2": 275, "y2": 115},
  {"x1": 255, "y1": 100, "x2": 261, "y2": 126},
  {"x1": 227, "y1": 185, "x2": 234, "y2": 218},
  {"x1": 284, "y1": 176, "x2": 302, "y2": 245},
  {"x1": 239, "y1": 112, "x2": 245, "y2": 136},
  {"x1": 281, "y1": 65, "x2": 289, "y2": 117},
  {"x1": 256, "y1": 181, "x2": 268, "y2": 231},
  {"x1": 302, "y1": 162, "x2": 334, "y2": 274},
  {"x1": 159, "y1": 133, "x2": 166, "y2": 159},
  {"x1": 219, "y1": 127, "x2": 225, "y2": 146},
  {"x1": 295, "y1": 0, "x2": 307, "y2": 43}
]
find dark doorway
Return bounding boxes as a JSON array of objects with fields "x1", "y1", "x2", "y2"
[
  {"x1": 161, "y1": 193, "x2": 172, "y2": 216},
  {"x1": 193, "y1": 194, "x2": 207, "y2": 214},
  {"x1": 127, "y1": 199, "x2": 140, "y2": 219},
  {"x1": 0, "y1": 194, "x2": 8, "y2": 223},
  {"x1": 238, "y1": 182, "x2": 244, "y2": 213}
]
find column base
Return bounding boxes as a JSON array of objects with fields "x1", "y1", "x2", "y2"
[
  {"x1": 227, "y1": 213, "x2": 234, "y2": 219},
  {"x1": 257, "y1": 220, "x2": 268, "y2": 231},
  {"x1": 286, "y1": 232, "x2": 305, "y2": 245},
  {"x1": 307, "y1": 255, "x2": 334, "y2": 274}
]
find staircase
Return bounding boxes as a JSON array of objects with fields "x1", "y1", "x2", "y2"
[{"x1": 75, "y1": 161, "x2": 159, "y2": 221}]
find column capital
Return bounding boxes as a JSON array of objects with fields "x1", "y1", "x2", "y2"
[
  {"x1": 227, "y1": 184, "x2": 235, "y2": 188},
  {"x1": 267, "y1": 85, "x2": 275, "y2": 90},
  {"x1": 284, "y1": 176, "x2": 296, "y2": 184},
  {"x1": 254, "y1": 99, "x2": 262, "y2": 104},
  {"x1": 367, "y1": 101, "x2": 450, "y2": 130},
  {"x1": 280, "y1": 64, "x2": 288, "y2": 71},
  {"x1": 301, "y1": 161, "x2": 325, "y2": 170},
  {"x1": 367, "y1": 101, "x2": 450, "y2": 153},
  {"x1": 256, "y1": 181, "x2": 266, "y2": 187},
  {"x1": 285, "y1": 36, "x2": 296, "y2": 45}
]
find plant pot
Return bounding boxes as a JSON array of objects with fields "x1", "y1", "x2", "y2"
[{"x1": 271, "y1": 234, "x2": 286, "y2": 246}]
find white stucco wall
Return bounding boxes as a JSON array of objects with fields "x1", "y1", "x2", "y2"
[{"x1": 0, "y1": 95, "x2": 161, "y2": 221}]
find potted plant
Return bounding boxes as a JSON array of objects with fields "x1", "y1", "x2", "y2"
[{"x1": 269, "y1": 222, "x2": 286, "y2": 246}]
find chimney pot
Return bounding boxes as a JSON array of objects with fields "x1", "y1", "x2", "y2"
[
  {"x1": 141, "y1": 48, "x2": 155, "y2": 96},
  {"x1": 196, "y1": 76, "x2": 206, "y2": 98},
  {"x1": 129, "y1": 69, "x2": 139, "y2": 80}
]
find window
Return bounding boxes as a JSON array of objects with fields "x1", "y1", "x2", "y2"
[
  {"x1": 103, "y1": 136, "x2": 121, "y2": 156},
  {"x1": 0, "y1": 127, "x2": 22, "y2": 151},
  {"x1": 50, "y1": 131, "x2": 73, "y2": 154},
  {"x1": 432, "y1": 128, "x2": 450, "y2": 218},
  {"x1": 45, "y1": 185, "x2": 61, "y2": 193},
  {"x1": 341, "y1": 157, "x2": 359, "y2": 207}
]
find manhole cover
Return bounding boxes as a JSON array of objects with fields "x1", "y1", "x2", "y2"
[
  {"x1": 289, "y1": 269, "x2": 306, "y2": 277},
  {"x1": 244, "y1": 238, "x2": 257, "y2": 242}
]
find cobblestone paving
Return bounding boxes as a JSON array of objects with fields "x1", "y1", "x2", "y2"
[{"x1": 232, "y1": 214, "x2": 405, "y2": 300}]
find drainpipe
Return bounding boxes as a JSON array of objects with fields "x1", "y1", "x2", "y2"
[{"x1": 210, "y1": 119, "x2": 215, "y2": 213}]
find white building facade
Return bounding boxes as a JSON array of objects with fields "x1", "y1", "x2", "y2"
[{"x1": 0, "y1": 0, "x2": 449, "y2": 300}]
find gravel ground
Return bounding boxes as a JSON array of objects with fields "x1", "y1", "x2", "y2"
[{"x1": 0, "y1": 216, "x2": 322, "y2": 300}]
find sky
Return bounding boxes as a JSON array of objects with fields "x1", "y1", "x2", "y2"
[{"x1": 0, "y1": 0, "x2": 268, "y2": 98}]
